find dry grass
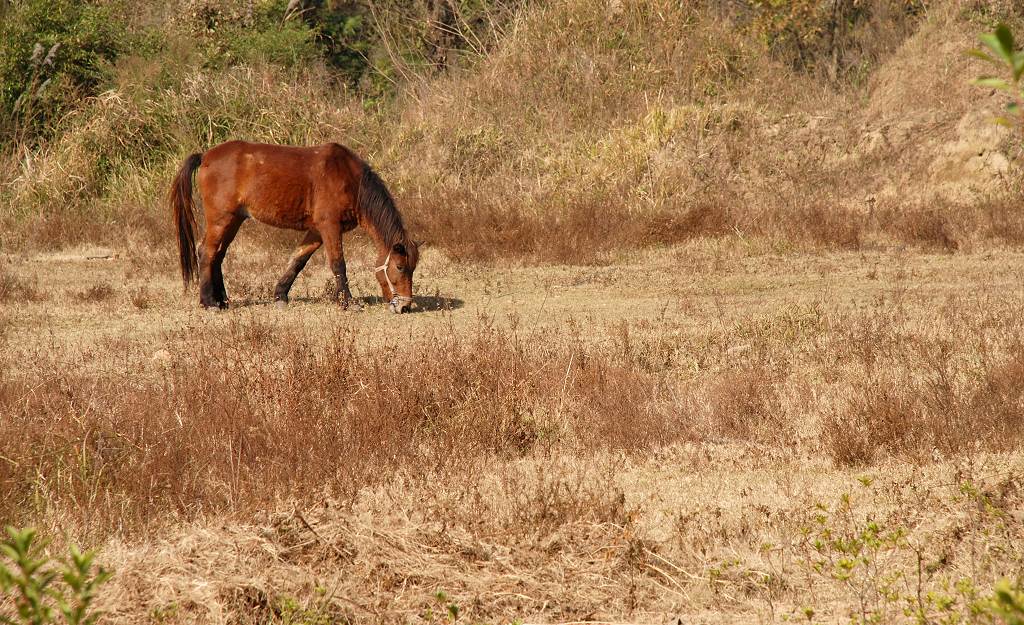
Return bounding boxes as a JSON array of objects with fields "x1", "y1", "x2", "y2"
[
  {"x1": 0, "y1": 269, "x2": 45, "y2": 302},
  {"x1": 0, "y1": 314, "x2": 677, "y2": 538},
  {"x1": 88, "y1": 456, "x2": 1024, "y2": 624},
  {"x1": 72, "y1": 282, "x2": 117, "y2": 302},
  {"x1": 4, "y1": 243, "x2": 1024, "y2": 623},
  {"x1": 10, "y1": 291, "x2": 1021, "y2": 540},
  {"x1": 824, "y1": 334, "x2": 1024, "y2": 465},
  {"x1": 129, "y1": 286, "x2": 150, "y2": 309}
]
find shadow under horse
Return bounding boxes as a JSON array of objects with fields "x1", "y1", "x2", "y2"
[
  {"x1": 168, "y1": 140, "x2": 421, "y2": 313},
  {"x1": 229, "y1": 292, "x2": 464, "y2": 313}
]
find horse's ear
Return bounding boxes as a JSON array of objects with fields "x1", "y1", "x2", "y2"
[{"x1": 392, "y1": 242, "x2": 407, "y2": 256}]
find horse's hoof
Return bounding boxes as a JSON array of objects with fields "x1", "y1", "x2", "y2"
[
  {"x1": 343, "y1": 301, "x2": 364, "y2": 312},
  {"x1": 274, "y1": 299, "x2": 288, "y2": 309}
]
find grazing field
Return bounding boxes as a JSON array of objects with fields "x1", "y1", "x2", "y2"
[
  {"x1": 3, "y1": 238, "x2": 1024, "y2": 623},
  {"x1": 4, "y1": 0, "x2": 1024, "y2": 623}
]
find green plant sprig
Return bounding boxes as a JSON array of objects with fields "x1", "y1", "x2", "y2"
[
  {"x1": 970, "y1": 23, "x2": 1024, "y2": 126},
  {"x1": 0, "y1": 527, "x2": 111, "y2": 625},
  {"x1": 991, "y1": 578, "x2": 1024, "y2": 625}
]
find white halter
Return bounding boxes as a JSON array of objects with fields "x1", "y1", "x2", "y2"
[{"x1": 374, "y1": 249, "x2": 414, "y2": 309}]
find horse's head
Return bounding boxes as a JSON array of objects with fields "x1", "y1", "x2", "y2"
[{"x1": 375, "y1": 240, "x2": 420, "y2": 313}]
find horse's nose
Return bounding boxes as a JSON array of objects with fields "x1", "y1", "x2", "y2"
[{"x1": 388, "y1": 297, "x2": 411, "y2": 314}]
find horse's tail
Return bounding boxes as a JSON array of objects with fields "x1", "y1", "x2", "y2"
[{"x1": 170, "y1": 152, "x2": 203, "y2": 287}]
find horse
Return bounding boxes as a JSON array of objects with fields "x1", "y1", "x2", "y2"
[{"x1": 168, "y1": 140, "x2": 420, "y2": 313}]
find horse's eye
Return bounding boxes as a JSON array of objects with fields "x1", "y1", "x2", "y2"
[{"x1": 397, "y1": 265, "x2": 406, "y2": 272}]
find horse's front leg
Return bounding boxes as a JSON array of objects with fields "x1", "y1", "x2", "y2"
[{"x1": 321, "y1": 226, "x2": 361, "y2": 310}]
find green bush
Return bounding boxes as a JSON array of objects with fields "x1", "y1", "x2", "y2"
[
  {"x1": 185, "y1": 0, "x2": 350, "y2": 72},
  {"x1": 0, "y1": 0, "x2": 128, "y2": 144},
  {"x1": 0, "y1": 527, "x2": 111, "y2": 625},
  {"x1": 312, "y1": 7, "x2": 371, "y2": 86},
  {"x1": 215, "y1": 0, "x2": 321, "y2": 68}
]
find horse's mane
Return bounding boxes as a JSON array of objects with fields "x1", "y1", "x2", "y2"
[{"x1": 357, "y1": 165, "x2": 407, "y2": 248}]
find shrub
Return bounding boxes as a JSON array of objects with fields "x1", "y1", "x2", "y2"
[
  {"x1": 823, "y1": 338, "x2": 1024, "y2": 465},
  {"x1": 314, "y1": 8, "x2": 372, "y2": 85},
  {"x1": 215, "y1": 0, "x2": 321, "y2": 69},
  {"x1": 0, "y1": 0, "x2": 128, "y2": 145}
]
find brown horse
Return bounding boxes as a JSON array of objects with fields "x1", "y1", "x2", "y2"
[{"x1": 169, "y1": 140, "x2": 419, "y2": 313}]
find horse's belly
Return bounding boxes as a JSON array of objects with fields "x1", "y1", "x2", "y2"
[{"x1": 245, "y1": 202, "x2": 310, "y2": 230}]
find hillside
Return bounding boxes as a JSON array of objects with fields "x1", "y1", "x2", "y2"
[{"x1": 2, "y1": 0, "x2": 1022, "y2": 258}]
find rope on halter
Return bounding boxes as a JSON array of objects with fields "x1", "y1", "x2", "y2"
[{"x1": 374, "y1": 249, "x2": 414, "y2": 308}]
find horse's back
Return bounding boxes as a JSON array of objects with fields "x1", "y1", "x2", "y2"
[{"x1": 198, "y1": 141, "x2": 362, "y2": 230}]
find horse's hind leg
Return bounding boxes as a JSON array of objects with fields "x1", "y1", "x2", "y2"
[
  {"x1": 211, "y1": 215, "x2": 245, "y2": 306},
  {"x1": 274, "y1": 230, "x2": 322, "y2": 304},
  {"x1": 199, "y1": 214, "x2": 244, "y2": 309}
]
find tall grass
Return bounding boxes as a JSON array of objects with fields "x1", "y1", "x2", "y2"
[{"x1": 0, "y1": 316, "x2": 678, "y2": 538}]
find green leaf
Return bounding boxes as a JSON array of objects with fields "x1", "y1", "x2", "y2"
[
  {"x1": 0, "y1": 543, "x2": 19, "y2": 561},
  {"x1": 992, "y1": 116, "x2": 1015, "y2": 127},
  {"x1": 980, "y1": 33, "x2": 1009, "y2": 63},
  {"x1": 1013, "y1": 51, "x2": 1024, "y2": 81},
  {"x1": 967, "y1": 48, "x2": 997, "y2": 64},
  {"x1": 996, "y1": 23, "x2": 1016, "y2": 61},
  {"x1": 973, "y1": 77, "x2": 1013, "y2": 91},
  {"x1": 980, "y1": 24, "x2": 1017, "y2": 66}
]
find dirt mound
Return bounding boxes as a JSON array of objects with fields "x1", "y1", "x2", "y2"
[{"x1": 840, "y1": 9, "x2": 1016, "y2": 205}]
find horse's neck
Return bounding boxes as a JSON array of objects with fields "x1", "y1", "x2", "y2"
[{"x1": 360, "y1": 214, "x2": 404, "y2": 254}]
